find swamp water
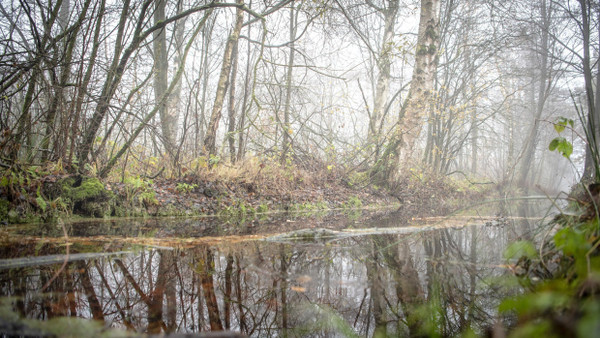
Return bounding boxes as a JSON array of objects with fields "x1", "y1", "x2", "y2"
[{"x1": 0, "y1": 201, "x2": 554, "y2": 337}]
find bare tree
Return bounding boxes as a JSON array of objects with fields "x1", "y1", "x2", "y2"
[
  {"x1": 204, "y1": 0, "x2": 245, "y2": 157},
  {"x1": 280, "y1": 2, "x2": 298, "y2": 163},
  {"x1": 153, "y1": 0, "x2": 176, "y2": 156},
  {"x1": 516, "y1": 0, "x2": 555, "y2": 188}
]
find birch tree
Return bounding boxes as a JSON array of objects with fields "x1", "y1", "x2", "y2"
[
  {"x1": 374, "y1": 0, "x2": 441, "y2": 183},
  {"x1": 397, "y1": 0, "x2": 441, "y2": 162},
  {"x1": 203, "y1": 0, "x2": 245, "y2": 157}
]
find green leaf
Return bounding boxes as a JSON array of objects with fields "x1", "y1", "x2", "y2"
[
  {"x1": 549, "y1": 138, "x2": 560, "y2": 151},
  {"x1": 554, "y1": 123, "x2": 565, "y2": 133},
  {"x1": 558, "y1": 141, "x2": 573, "y2": 159},
  {"x1": 554, "y1": 117, "x2": 574, "y2": 133},
  {"x1": 548, "y1": 137, "x2": 573, "y2": 159},
  {"x1": 554, "y1": 227, "x2": 587, "y2": 258}
]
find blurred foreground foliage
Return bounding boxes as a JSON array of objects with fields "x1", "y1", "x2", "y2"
[{"x1": 497, "y1": 209, "x2": 600, "y2": 337}]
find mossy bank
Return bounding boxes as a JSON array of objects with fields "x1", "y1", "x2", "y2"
[
  {"x1": 0, "y1": 171, "x2": 394, "y2": 224},
  {"x1": 0, "y1": 160, "x2": 486, "y2": 224}
]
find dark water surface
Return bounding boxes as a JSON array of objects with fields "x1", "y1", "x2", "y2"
[{"x1": 0, "y1": 201, "x2": 555, "y2": 336}]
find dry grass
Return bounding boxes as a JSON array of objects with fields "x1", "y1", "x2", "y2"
[{"x1": 188, "y1": 156, "x2": 325, "y2": 192}]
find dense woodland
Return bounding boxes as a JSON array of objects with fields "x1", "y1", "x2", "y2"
[
  {"x1": 0, "y1": 0, "x2": 597, "y2": 191},
  {"x1": 2, "y1": 1, "x2": 600, "y2": 337}
]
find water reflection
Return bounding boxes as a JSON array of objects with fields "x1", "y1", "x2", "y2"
[{"x1": 0, "y1": 202, "x2": 552, "y2": 336}]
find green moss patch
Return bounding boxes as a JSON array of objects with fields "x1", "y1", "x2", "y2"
[
  {"x1": 65, "y1": 178, "x2": 105, "y2": 202},
  {"x1": 60, "y1": 177, "x2": 114, "y2": 218}
]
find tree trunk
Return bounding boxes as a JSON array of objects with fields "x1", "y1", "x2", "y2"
[
  {"x1": 228, "y1": 40, "x2": 240, "y2": 163},
  {"x1": 367, "y1": 0, "x2": 399, "y2": 161},
  {"x1": 195, "y1": 16, "x2": 216, "y2": 157},
  {"x1": 398, "y1": 0, "x2": 441, "y2": 161},
  {"x1": 203, "y1": 0, "x2": 245, "y2": 156},
  {"x1": 582, "y1": 0, "x2": 600, "y2": 181},
  {"x1": 98, "y1": 11, "x2": 212, "y2": 177},
  {"x1": 374, "y1": 0, "x2": 441, "y2": 183},
  {"x1": 40, "y1": 0, "x2": 71, "y2": 162},
  {"x1": 237, "y1": 22, "x2": 253, "y2": 162},
  {"x1": 280, "y1": 2, "x2": 297, "y2": 163},
  {"x1": 154, "y1": 0, "x2": 177, "y2": 157},
  {"x1": 77, "y1": 0, "x2": 136, "y2": 165},
  {"x1": 516, "y1": 0, "x2": 551, "y2": 189},
  {"x1": 78, "y1": 1, "x2": 226, "y2": 167},
  {"x1": 68, "y1": 0, "x2": 105, "y2": 165}
]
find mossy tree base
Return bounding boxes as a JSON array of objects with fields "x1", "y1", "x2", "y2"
[{"x1": 49, "y1": 176, "x2": 115, "y2": 218}]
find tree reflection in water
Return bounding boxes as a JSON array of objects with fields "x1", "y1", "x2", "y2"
[{"x1": 0, "y1": 207, "x2": 549, "y2": 336}]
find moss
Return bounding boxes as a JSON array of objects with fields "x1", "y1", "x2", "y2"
[
  {"x1": 65, "y1": 178, "x2": 106, "y2": 202},
  {"x1": 0, "y1": 199, "x2": 9, "y2": 221},
  {"x1": 60, "y1": 177, "x2": 115, "y2": 218}
]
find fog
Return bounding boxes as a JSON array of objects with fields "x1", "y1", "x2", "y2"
[{"x1": 1, "y1": 0, "x2": 597, "y2": 192}]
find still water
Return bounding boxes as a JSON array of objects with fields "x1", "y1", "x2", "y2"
[{"x1": 0, "y1": 201, "x2": 554, "y2": 336}]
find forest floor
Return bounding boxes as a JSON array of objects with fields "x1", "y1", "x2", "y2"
[{"x1": 0, "y1": 158, "x2": 489, "y2": 225}]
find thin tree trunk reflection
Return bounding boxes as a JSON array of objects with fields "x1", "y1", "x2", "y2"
[
  {"x1": 77, "y1": 261, "x2": 104, "y2": 321},
  {"x1": 235, "y1": 254, "x2": 247, "y2": 334},
  {"x1": 279, "y1": 246, "x2": 289, "y2": 338},
  {"x1": 164, "y1": 251, "x2": 177, "y2": 332},
  {"x1": 381, "y1": 235, "x2": 425, "y2": 336},
  {"x1": 199, "y1": 247, "x2": 223, "y2": 331},
  {"x1": 467, "y1": 225, "x2": 478, "y2": 326},
  {"x1": 65, "y1": 266, "x2": 77, "y2": 317},
  {"x1": 147, "y1": 252, "x2": 168, "y2": 334},
  {"x1": 366, "y1": 240, "x2": 388, "y2": 337},
  {"x1": 224, "y1": 253, "x2": 233, "y2": 330},
  {"x1": 115, "y1": 257, "x2": 167, "y2": 333}
]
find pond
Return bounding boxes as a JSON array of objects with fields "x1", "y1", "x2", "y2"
[{"x1": 0, "y1": 200, "x2": 555, "y2": 337}]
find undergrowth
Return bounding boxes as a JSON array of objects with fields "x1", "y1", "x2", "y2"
[
  {"x1": 0, "y1": 152, "x2": 487, "y2": 223},
  {"x1": 495, "y1": 202, "x2": 600, "y2": 337}
]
